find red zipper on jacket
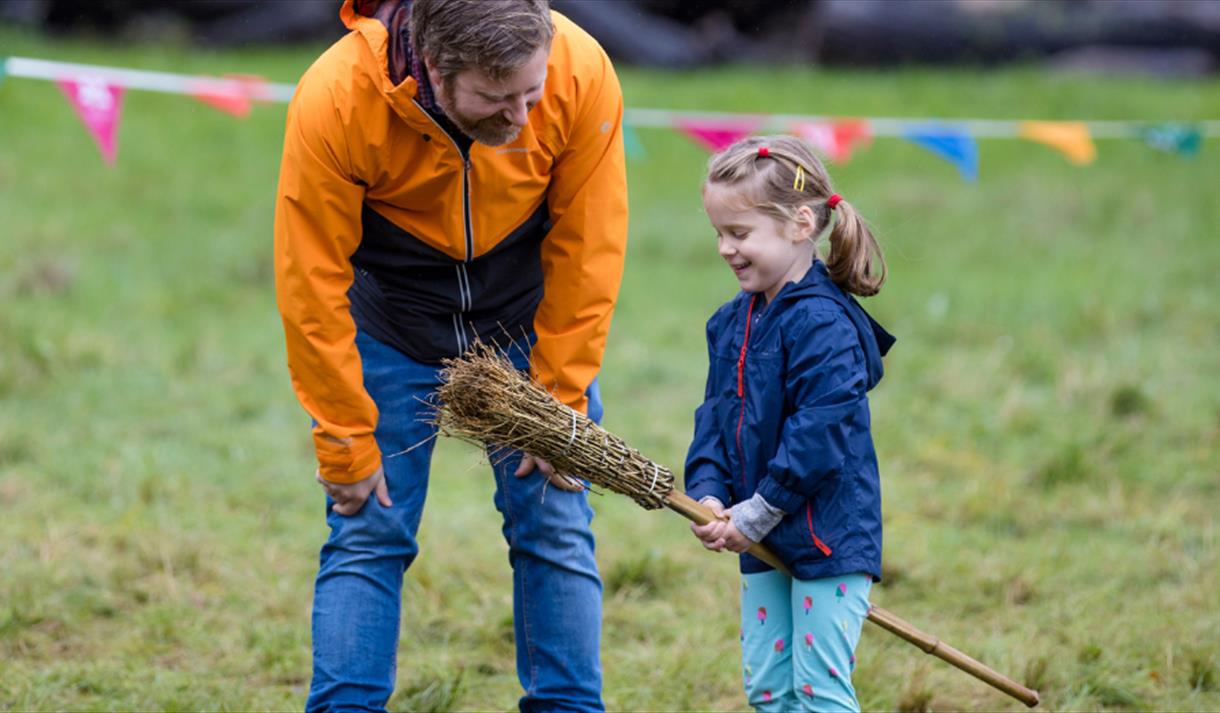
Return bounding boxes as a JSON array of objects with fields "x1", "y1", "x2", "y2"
[
  {"x1": 736, "y1": 294, "x2": 832, "y2": 558},
  {"x1": 806, "y1": 503, "x2": 833, "y2": 556},
  {"x1": 734, "y1": 295, "x2": 757, "y2": 490}
]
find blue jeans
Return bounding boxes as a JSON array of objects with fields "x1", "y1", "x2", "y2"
[{"x1": 307, "y1": 330, "x2": 604, "y2": 713}]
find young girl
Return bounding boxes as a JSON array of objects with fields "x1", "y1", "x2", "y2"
[{"x1": 685, "y1": 135, "x2": 895, "y2": 712}]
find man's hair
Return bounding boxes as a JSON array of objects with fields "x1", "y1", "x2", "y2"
[{"x1": 412, "y1": 0, "x2": 554, "y2": 83}]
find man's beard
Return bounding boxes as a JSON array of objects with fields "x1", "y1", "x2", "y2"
[{"x1": 435, "y1": 88, "x2": 521, "y2": 147}]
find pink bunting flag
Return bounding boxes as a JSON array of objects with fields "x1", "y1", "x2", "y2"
[
  {"x1": 792, "y1": 119, "x2": 872, "y2": 163},
  {"x1": 675, "y1": 117, "x2": 761, "y2": 153},
  {"x1": 57, "y1": 77, "x2": 124, "y2": 164}
]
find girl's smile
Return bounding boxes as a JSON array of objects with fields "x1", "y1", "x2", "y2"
[{"x1": 702, "y1": 182, "x2": 817, "y2": 302}]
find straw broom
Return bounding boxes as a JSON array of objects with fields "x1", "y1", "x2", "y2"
[{"x1": 434, "y1": 344, "x2": 1039, "y2": 708}]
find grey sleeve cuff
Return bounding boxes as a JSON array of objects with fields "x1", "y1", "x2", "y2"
[{"x1": 731, "y1": 493, "x2": 786, "y2": 543}]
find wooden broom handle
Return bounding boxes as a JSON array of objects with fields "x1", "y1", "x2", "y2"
[
  {"x1": 664, "y1": 491, "x2": 1040, "y2": 708},
  {"x1": 866, "y1": 604, "x2": 1040, "y2": 707}
]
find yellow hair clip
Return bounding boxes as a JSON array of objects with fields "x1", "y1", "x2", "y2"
[{"x1": 793, "y1": 165, "x2": 806, "y2": 192}]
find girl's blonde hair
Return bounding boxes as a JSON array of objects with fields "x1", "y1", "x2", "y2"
[{"x1": 704, "y1": 134, "x2": 885, "y2": 296}]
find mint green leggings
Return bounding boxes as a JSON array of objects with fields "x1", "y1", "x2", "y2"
[{"x1": 740, "y1": 570, "x2": 872, "y2": 712}]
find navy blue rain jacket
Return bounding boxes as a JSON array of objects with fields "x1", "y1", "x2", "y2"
[{"x1": 684, "y1": 261, "x2": 895, "y2": 580}]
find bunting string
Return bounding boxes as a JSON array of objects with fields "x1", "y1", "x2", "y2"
[
  {"x1": 4, "y1": 56, "x2": 1216, "y2": 174},
  {"x1": 625, "y1": 107, "x2": 1220, "y2": 139},
  {"x1": 5, "y1": 56, "x2": 295, "y2": 102}
]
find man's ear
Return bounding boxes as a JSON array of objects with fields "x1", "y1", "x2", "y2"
[{"x1": 423, "y1": 56, "x2": 443, "y2": 90}]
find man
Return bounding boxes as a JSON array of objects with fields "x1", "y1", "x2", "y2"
[{"x1": 273, "y1": 1, "x2": 627, "y2": 710}]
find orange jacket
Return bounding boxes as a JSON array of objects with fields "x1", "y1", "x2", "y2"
[{"x1": 274, "y1": 1, "x2": 628, "y2": 484}]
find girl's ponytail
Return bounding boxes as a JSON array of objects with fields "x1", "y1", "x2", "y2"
[{"x1": 825, "y1": 197, "x2": 886, "y2": 297}]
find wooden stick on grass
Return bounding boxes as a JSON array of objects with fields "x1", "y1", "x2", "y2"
[{"x1": 434, "y1": 344, "x2": 1040, "y2": 708}]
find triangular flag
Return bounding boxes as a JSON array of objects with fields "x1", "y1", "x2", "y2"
[
  {"x1": 1018, "y1": 121, "x2": 1096, "y2": 165},
  {"x1": 903, "y1": 125, "x2": 978, "y2": 182},
  {"x1": 792, "y1": 119, "x2": 872, "y2": 163},
  {"x1": 192, "y1": 86, "x2": 250, "y2": 117},
  {"x1": 675, "y1": 117, "x2": 761, "y2": 153},
  {"x1": 622, "y1": 121, "x2": 647, "y2": 161},
  {"x1": 57, "y1": 77, "x2": 124, "y2": 164},
  {"x1": 1139, "y1": 123, "x2": 1201, "y2": 157},
  {"x1": 226, "y1": 73, "x2": 272, "y2": 104},
  {"x1": 189, "y1": 74, "x2": 270, "y2": 117}
]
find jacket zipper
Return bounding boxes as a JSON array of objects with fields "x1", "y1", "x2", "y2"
[
  {"x1": 736, "y1": 293, "x2": 832, "y2": 559},
  {"x1": 734, "y1": 295, "x2": 758, "y2": 490},
  {"x1": 805, "y1": 503, "x2": 833, "y2": 556},
  {"x1": 413, "y1": 100, "x2": 475, "y2": 351}
]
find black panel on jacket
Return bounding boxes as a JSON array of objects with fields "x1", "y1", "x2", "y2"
[{"x1": 348, "y1": 202, "x2": 550, "y2": 363}]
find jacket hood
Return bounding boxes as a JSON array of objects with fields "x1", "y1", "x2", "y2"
[
  {"x1": 775, "y1": 261, "x2": 895, "y2": 389},
  {"x1": 340, "y1": 0, "x2": 419, "y2": 102}
]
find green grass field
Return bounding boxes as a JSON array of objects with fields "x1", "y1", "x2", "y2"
[{"x1": 1, "y1": 28, "x2": 1217, "y2": 712}]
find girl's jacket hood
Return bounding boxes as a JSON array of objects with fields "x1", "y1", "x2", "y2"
[
  {"x1": 772, "y1": 261, "x2": 895, "y2": 389},
  {"x1": 684, "y1": 261, "x2": 894, "y2": 580}
]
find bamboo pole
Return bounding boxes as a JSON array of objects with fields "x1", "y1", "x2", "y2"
[
  {"x1": 668, "y1": 491, "x2": 1040, "y2": 708},
  {"x1": 866, "y1": 605, "x2": 1040, "y2": 708}
]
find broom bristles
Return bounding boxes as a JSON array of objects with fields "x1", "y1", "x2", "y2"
[{"x1": 434, "y1": 343, "x2": 673, "y2": 510}]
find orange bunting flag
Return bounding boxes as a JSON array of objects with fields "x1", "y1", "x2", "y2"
[
  {"x1": 1018, "y1": 121, "x2": 1097, "y2": 165},
  {"x1": 189, "y1": 74, "x2": 270, "y2": 118},
  {"x1": 792, "y1": 120, "x2": 873, "y2": 163}
]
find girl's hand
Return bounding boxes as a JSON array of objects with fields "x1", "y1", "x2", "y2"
[
  {"x1": 691, "y1": 518, "x2": 729, "y2": 551},
  {"x1": 691, "y1": 498, "x2": 732, "y2": 551},
  {"x1": 719, "y1": 516, "x2": 757, "y2": 554}
]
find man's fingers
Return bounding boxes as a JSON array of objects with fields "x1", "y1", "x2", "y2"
[
  {"x1": 550, "y1": 472, "x2": 585, "y2": 492},
  {"x1": 514, "y1": 454, "x2": 536, "y2": 477},
  {"x1": 374, "y1": 475, "x2": 393, "y2": 508}
]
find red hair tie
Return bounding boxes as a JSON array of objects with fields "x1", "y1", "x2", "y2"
[
  {"x1": 827, "y1": 193, "x2": 843, "y2": 210},
  {"x1": 757, "y1": 146, "x2": 769, "y2": 157}
]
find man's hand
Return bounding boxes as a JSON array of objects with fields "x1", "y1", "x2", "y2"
[
  {"x1": 317, "y1": 466, "x2": 393, "y2": 516},
  {"x1": 514, "y1": 453, "x2": 586, "y2": 492}
]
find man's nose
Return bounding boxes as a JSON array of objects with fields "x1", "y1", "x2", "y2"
[{"x1": 503, "y1": 96, "x2": 530, "y2": 126}]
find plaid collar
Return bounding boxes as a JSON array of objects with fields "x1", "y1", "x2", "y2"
[
  {"x1": 362, "y1": 0, "x2": 436, "y2": 110},
  {"x1": 409, "y1": 36, "x2": 436, "y2": 110}
]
